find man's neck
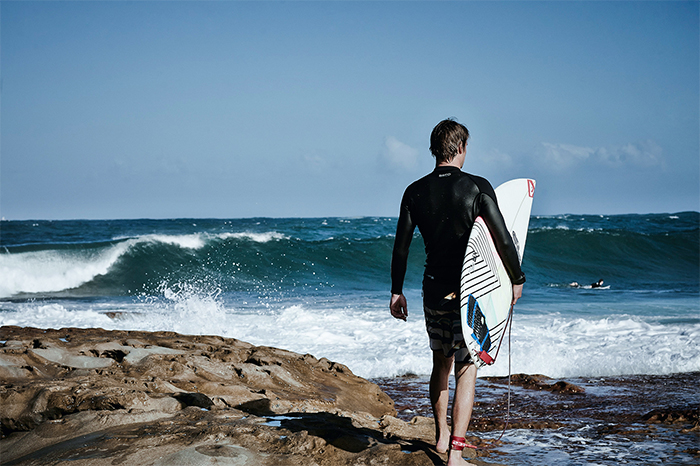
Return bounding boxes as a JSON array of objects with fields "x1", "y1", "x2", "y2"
[
  {"x1": 436, "y1": 151, "x2": 466, "y2": 169},
  {"x1": 436, "y1": 160, "x2": 462, "y2": 169}
]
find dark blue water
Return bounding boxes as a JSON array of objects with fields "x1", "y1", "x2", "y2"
[{"x1": 1, "y1": 213, "x2": 697, "y2": 298}]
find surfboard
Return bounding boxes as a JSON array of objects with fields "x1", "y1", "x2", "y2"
[{"x1": 460, "y1": 178, "x2": 535, "y2": 367}]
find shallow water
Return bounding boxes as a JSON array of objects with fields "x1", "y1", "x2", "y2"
[{"x1": 374, "y1": 372, "x2": 699, "y2": 465}]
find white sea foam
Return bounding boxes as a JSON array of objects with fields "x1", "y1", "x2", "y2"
[
  {"x1": 481, "y1": 314, "x2": 700, "y2": 378},
  {"x1": 111, "y1": 230, "x2": 287, "y2": 249},
  {"x1": 0, "y1": 302, "x2": 117, "y2": 329},
  {"x1": 142, "y1": 234, "x2": 207, "y2": 249},
  {"x1": 219, "y1": 231, "x2": 288, "y2": 243},
  {"x1": 1, "y1": 290, "x2": 697, "y2": 379},
  {"x1": 228, "y1": 304, "x2": 433, "y2": 378}
]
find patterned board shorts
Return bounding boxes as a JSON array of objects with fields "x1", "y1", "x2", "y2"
[{"x1": 424, "y1": 304, "x2": 473, "y2": 364}]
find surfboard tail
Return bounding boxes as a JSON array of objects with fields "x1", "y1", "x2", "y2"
[
  {"x1": 464, "y1": 294, "x2": 496, "y2": 368},
  {"x1": 478, "y1": 350, "x2": 494, "y2": 365}
]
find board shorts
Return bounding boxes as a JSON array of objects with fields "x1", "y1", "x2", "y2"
[{"x1": 423, "y1": 303, "x2": 473, "y2": 364}]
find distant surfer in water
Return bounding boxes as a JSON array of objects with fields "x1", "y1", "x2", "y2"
[
  {"x1": 569, "y1": 279, "x2": 605, "y2": 289},
  {"x1": 389, "y1": 119, "x2": 525, "y2": 465}
]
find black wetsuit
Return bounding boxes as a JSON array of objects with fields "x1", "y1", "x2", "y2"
[{"x1": 391, "y1": 166, "x2": 526, "y2": 309}]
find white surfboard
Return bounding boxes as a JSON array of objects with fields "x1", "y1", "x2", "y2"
[{"x1": 460, "y1": 178, "x2": 535, "y2": 367}]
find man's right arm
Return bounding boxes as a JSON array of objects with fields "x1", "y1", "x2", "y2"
[
  {"x1": 476, "y1": 190, "x2": 526, "y2": 286},
  {"x1": 390, "y1": 192, "x2": 415, "y2": 320}
]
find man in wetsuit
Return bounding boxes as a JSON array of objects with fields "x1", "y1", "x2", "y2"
[{"x1": 390, "y1": 119, "x2": 525, "y2": 466}]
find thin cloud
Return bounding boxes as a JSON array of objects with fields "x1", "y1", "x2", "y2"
[
  {"x1": 535, "y1": 140, "x2": 664, "y2": 171},
  {"x1": 537, "y1": 143, "x2": 594, "y2": 170},
  {"x1": 469, "y1": 148, "x2": 515, "y2": 169},
  {"x1": 593, "y1": 140, "x2": 663, "y2": 167},
  {"x1": 380, "y1": 136, "x2": 419, "y2": 172}
]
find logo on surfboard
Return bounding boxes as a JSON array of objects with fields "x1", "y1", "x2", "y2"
[
  {"x1": 466, "y1": 295, "x2": 494, "y2": 365},
  {"x1": 527, "y1": 179, "x2": 535, "y2": 198}
]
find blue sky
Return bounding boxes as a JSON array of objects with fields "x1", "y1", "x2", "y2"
[{"x1": 2, "y1": 1, "x2": 698, "y2": 219}]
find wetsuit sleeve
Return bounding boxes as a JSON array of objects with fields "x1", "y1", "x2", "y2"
[
  {"x1": 476, "y1": 191, "x2": 526, "y2": 285},
  {"x1": 390, "y1": 191, "x2": 416, "y2": 295}
]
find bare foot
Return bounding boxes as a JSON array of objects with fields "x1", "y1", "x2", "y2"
[
  {"x1": 446, "y1": 449, "x2": 476, "y2": 466},
  {"x1": 435, "y1": 435, "x2": 450, "y2": 454}
]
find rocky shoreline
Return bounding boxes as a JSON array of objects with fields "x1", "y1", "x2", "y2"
[
  {"x1": 0, "y1": 326, "x2": 468, "y2": 466},
  {"x1": 1, "y1": 326, "x2": 697, "y2": 465}
]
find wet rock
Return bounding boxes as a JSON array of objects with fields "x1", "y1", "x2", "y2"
[
  {"x1": 642, "y1": 406, "x2": 699, "y2": 425},
  {"x1": 485, "y1": 373, "x2": 585, "y2": 394},
  {"x1": 549, "y1": 380, "x2": 585, "y2": 394}
]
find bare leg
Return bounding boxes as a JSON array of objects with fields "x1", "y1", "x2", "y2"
[
  {"x1": 429, "y1": 350, "x2": 454, "y2": 453},
  {"x1": 447, "y1": 362, "x2": 478, "y2": 466}
]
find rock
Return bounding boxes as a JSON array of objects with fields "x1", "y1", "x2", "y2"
[
  {"x1": 550, "y1": 380, "x2": 585, "y2": 394},
  {"x1": 29, "y1": 347, "x2": 114, "y2": 369},
  {"x1": 379, "y1": 414, "x2": 434, "y2": 443},
  {"x1": 174, "y1": 392, "x2": 215, "y2": 409},
  {"x1": 0, "y1": 326, "x2": 443, "y2": 466},
  {"x1": 485, "y1": 373, "x2": 585, "y2": 394},
  {"x1": 642, "y1": 407, "x2": 699, "y2": 425}
]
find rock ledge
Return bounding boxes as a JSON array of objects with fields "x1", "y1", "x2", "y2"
[{"x1": 0, "y1": 326, "x2": 459, "y2": 466}]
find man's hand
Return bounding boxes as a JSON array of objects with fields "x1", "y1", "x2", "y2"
[
  {"x1": 512, "y1": 284, "x2": 523, "y2": 306},
  {"x1": 390, "y1": 293, "x2": 408, "y2": 321}
]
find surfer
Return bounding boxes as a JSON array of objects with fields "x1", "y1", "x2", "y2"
[
  {"x1": 591, "y1": 279, "x2": 604, "y2": 288},
  {"x1": 389, "y1": 119, "x2": 525, "y2": 465}
]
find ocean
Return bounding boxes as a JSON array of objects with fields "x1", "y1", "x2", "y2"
[{"x1": 1, "y1": 212, "x2": 698, "y2": 464}]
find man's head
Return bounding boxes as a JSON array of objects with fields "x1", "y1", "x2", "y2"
[{"x1": 429, "y1": 119, "x2": 470, "y2": 164}]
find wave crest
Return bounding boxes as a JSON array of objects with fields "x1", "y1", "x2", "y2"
[
  {"x1": 0, "y1": 242, "x2": 131, "y2": 298},
  {"x1": 0, "y1": 230, "x2": 292, "y2": 298}
]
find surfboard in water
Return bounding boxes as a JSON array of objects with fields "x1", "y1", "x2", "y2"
[{"x1": 460, "y1": 178, "x2": 535, "y2": 367}]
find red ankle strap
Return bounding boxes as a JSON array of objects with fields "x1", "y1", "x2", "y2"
[
  {"x1": 450, "y1": 436, "x2": 467, "y2": 451},
  {"x1": 450, "y1": 435, "x2": 478, "y2": 451}
]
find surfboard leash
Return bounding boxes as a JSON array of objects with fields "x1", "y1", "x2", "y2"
[
  {"x1": 495, "y1": 303, "x2": 514, "y2": 443},
  {"x1": 489, "y1": 303, "x2": 514, "y2": 446},
  {"x1": 468, "y1": 304, "x2": 514, "y2": 452}
]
